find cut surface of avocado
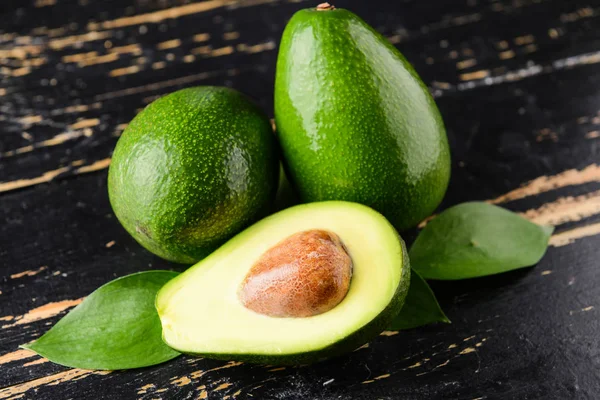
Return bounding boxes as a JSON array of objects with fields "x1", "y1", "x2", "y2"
[{"x1": 156, "y1": 201, "x2": 410, "y2": 364}]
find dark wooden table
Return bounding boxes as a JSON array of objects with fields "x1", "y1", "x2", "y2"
[{"x1": 1, "y1": 0, "x2": 600, "y2": 398}]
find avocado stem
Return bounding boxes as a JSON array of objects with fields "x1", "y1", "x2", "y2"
[{"x1": 316, "y1": 2, "x2": 335, "y2": 11}]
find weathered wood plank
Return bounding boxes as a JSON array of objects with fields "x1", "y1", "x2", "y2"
[
  {"x1": 2, "y1": 0, "x2": 600, "y2": 398},
  {"x1": 2, "y1": 0, "x2": 600, "y2": 191}
]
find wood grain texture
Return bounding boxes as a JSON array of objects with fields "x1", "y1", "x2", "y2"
[{"x1": 1, "y1": 0, "x2": 600, "y2": 399}]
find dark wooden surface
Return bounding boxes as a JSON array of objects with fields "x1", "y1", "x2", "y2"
[{"x1": 1, "y1": 0, "x2": 600, "y2": 398}]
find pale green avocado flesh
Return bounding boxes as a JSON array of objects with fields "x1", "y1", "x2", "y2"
[{"x1": 156, "y1": 201, "x2": 410, "y2": 364}]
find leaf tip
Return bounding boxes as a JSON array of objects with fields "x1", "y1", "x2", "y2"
[{"x1": 541, "y1": 224, "x2": 555, "y2": 237}]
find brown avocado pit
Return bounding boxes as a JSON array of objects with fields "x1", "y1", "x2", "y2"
[{"x1": 238, "y1": 229, "x2": 353, "y2": 318}]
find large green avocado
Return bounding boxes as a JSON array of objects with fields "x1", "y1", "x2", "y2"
[
  {"x1": 156, "y1": 201, "x2": 410, "y2": 365},
  {"x1": 274, "y1": 4, "x2": 451, "y2": 231},
  {"x1": 108, "y1": 87, "x2": 278, "y2": 264}
]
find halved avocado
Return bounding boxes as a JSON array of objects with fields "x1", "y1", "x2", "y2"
[{"x1": 156, "y1": 201, "x2": 410, "y2": 365}]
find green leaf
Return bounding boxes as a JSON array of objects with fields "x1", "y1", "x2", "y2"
[
  {"x1": 389, "y1": 269, "x2": 450, "y2": 330},
  {"x1": 22, "y1": 270, "x2": 180, "y2": 370},
  {"x1": 410, "y1": 202, "x2": 554, "y2": 280}
]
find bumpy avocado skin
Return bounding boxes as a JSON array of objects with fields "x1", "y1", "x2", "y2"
[
  {"x1": 108, "y1": 87, "x2": 278, "y2": 264},
  {"x1": 275, "y1": 8, "x2": 451, "y2": 231},
  {"x1": 179, "y1": 239, "x2": 411, "y2": 366}
]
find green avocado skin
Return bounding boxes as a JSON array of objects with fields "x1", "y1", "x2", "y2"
[
  {"x1": 179, "y1": 239, "x2": 411, "y2": 366},
  {"x1": 275, "y1": 8, "x2": 451, "y2": 231},
  {"x1": 108, "y1": 87, "x2": 278, "y2": 264}
]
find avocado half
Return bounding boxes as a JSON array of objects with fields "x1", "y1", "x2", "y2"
[{"x1": 156, "y1": 201, "x2": 410, "y2": 365}]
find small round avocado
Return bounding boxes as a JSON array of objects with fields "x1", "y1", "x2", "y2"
[
  {"x1": 156, "y1": 201, "x2": 410, "y2": 365},
  {"x1": 108, "y1": 86, "x2": 279, "y2": 264}
]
